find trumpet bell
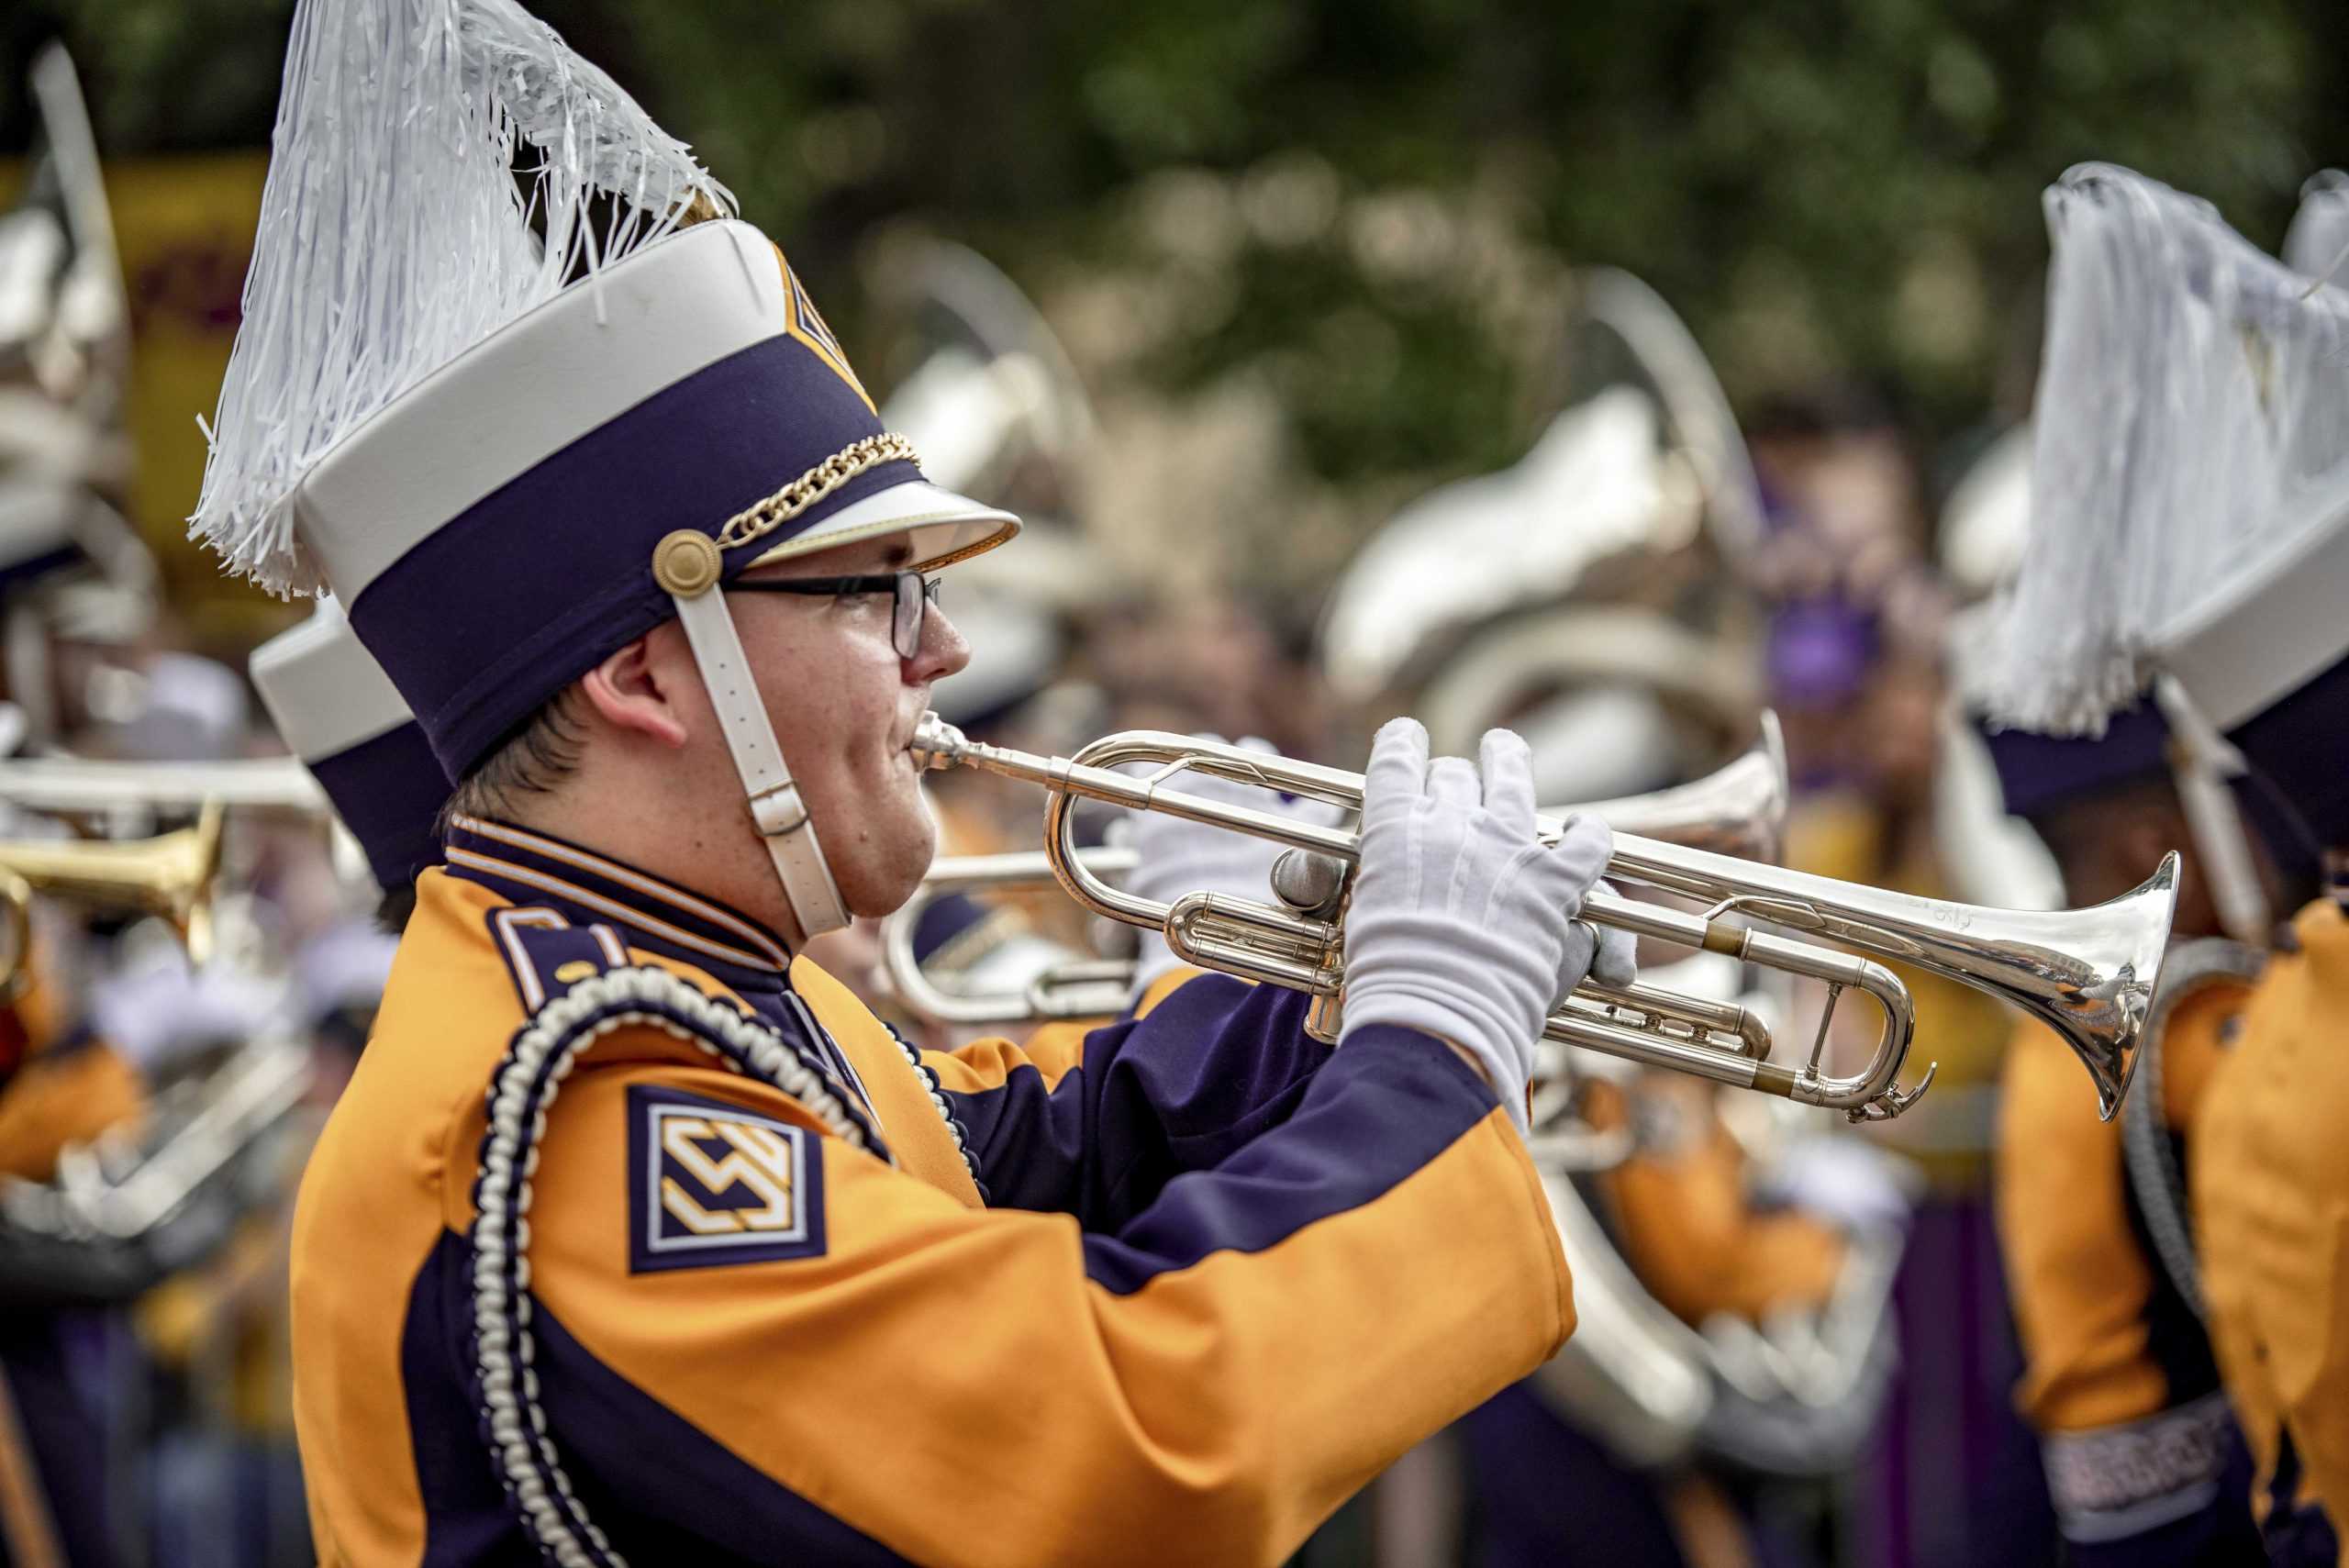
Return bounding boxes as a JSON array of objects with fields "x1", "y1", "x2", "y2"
[
  {"x1": 0, "y1": 799, "x2": 224, "y2": 977},
  {"x1": 2006, "y1": 851, "x2": 2176, "y2": 1120}
]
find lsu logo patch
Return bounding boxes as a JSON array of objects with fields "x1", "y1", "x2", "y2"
[{"x1": 628, "y1": 1086, "x2": 826, "y2": 1273}]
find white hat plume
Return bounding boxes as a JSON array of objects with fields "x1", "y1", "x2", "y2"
[
  {"x1": 1962, "y1": 163, "x2": 2349, "y2": 734},
  {"x1": 189, "y1": 0, "x2": 733, "y2": 597}
]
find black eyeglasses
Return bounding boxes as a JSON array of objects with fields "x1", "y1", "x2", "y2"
[{"x1": 730, "y1": 571, "x2": 941, "y2": 659}]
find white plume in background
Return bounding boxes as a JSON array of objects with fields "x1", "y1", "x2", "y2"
[
  {"x1": 1962, "y1": 162, "x2": 2349, "y2": 734},
  {"x1": 2284, "y1": 168, "x2": 2349, "y2": 287},
  {"x1": 188, "y1": 0, "x2": 733, "y2": 597}
]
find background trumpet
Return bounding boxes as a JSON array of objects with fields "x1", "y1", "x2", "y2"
[
  {"x1": 881, "y1": 846, "x2": 1141, "y2": 1028},
  {"x1": 909, "y1": 715, "x2": 2177, "y2": 1121}
]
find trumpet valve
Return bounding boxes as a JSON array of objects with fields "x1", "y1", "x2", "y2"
[{"x1": 1269, "y1": 849, "x2": 1347, "y2": 915}]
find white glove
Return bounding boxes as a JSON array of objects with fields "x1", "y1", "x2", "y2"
[
  {"x1": 1107, "y1": 736, "x2": 1346, "y2": 999},
  {"x1": 1340, "y1": 719, "x2": 1636, "y2": 1132}
]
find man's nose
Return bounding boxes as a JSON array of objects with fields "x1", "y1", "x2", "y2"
[{"x1": 907, "y1": 600, "x2": 971, "y2": 684}]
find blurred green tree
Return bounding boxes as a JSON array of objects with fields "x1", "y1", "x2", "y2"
[{"x1": 9, "y1": 0, "x2": 2344, "y2": 500}]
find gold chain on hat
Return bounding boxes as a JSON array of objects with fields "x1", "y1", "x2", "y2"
[{"x1": 715, "y1": 432, "x2": 919, "y2": 553}]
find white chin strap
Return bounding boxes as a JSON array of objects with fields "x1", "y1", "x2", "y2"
[
  {"x1": 2153, "y1": 674, "x2": 2271, "y2": 951},
  {"x1": 659, "y1": 533, "x2": 849, "y2": 940}
]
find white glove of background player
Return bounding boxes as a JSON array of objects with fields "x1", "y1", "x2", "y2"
[
  {"x1": 1340, "y1": 718, "x2": 1636, "y2": 1131},
  {"x1": 1107, "y1": 735, "x2": 1346, "y2": 1000}
]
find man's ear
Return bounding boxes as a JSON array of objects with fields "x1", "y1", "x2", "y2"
[{"x1": 578, "y1": 630, "x2": 690, "y2": 749}]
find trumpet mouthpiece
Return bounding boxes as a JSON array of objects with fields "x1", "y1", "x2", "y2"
[{"x1": 908, "y1": 712, "x2": 970, "y2": 771}]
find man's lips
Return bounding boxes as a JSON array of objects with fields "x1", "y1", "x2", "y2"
[{"x1": 893, "y1": 696, "x2": 932, "y2": 757}]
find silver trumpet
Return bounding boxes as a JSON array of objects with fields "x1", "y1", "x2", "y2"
[
  {"x1": 887, "y1": 724, "x2": 1791, "y2": 1032},
  {"x1": 910, "y1": 714, "x2": 2178, "y2": 1121}
]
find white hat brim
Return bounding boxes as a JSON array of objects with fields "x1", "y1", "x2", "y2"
[{"x1": 745, "y1": 479, "x2": 1019, "y2": 575}]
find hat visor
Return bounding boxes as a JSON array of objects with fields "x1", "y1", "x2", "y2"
[{"x1": 744, "y1": 479, "x2": 1019, "y2": 575}]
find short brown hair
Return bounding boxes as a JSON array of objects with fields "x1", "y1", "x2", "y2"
[{"x1": 438, "y1": 689, "x2": 585, "y2": 832}]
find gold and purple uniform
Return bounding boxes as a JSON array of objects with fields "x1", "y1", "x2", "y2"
[
  {"x1": 1997, "y1": 984, "x2": 2262, "y2": 1564},
  {"x1": 1595, "y1": 1082, "x2": 1846, "y2": 1327},
  {"x1": 2196, "y1": 900, "x2": 2349, "y2": 1565},
  {"x1": 1463, "y1": 1079, "x2": 1852, "y2": 1568},
  {"x1": 0, "y1": 962, "x2": 150, "y2": 1568},
  {"x1": 291, "y1": 817, "x2": 1575, "y2": 1566}
]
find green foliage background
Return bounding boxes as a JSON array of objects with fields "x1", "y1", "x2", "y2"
[{"x1": 11, "y1": 0, "x2": 2345, "y2": 498}]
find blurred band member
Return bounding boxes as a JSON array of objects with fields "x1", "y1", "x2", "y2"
[
  {"x1": 1956, "y1": 162, "x2": 2349, "y2": 1567},
  {"x1": 250, "y1": 599, "x2": 451, "y2": 932},
  {"x1": 1463, "y1": 1079, "x2": 1864, "y2": 1568},
  {"x1": 2185, "y1": 573, "x2": 2349, "y2": 1565},
  {"x1": 1985, "y1": 705, "x2": 2268, "y2": 1565}
]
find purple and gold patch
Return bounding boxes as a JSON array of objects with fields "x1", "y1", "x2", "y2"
[{"x1": 628, "y1": 1085, "x2": 827, "y2": 1273}]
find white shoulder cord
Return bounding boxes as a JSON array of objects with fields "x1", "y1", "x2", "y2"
[
  {"x1": 654, "y1": 530, "x2": 850, "y2": 940},
  {"x1": 875, "y1": 1015, "x2": 986, "y2": 1198},
  {"x1": 472, "y1": 965, "x2": 874, "y2": 1567}
]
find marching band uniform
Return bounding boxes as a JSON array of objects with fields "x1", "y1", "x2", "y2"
[
  {"x1": 295, "y1": 820, "x2": 1571, "y2": 1565},
  {"x1": 0, "y1": 974, "x2": 146, "y2": 1568},
  {"x1": 2196, "y1": 902, "x2": 2349, "y2": 1565},
  {"x1": 1594, "y1": 1084, "x2": 1846, "y2": 1329},
  {"x1": 1981, "y1": 710, "x2": 2264, "y2": 1565},
  {"x1": 1464, "y1": 1072, "x2": 1854, "y2": 1568},
  {"x1": 191, "y1": 6, "x2": 1591, "y2": 1562},
  {"x1": 2001, "y1": 999, "x2": 2255, "y2": 1561},
  {"x1": 0, "y1": 978, "x2": 140, "y2": 1191},
  {"x1": 2188, "y1": 655, "x2": 2349, "y2": 1563}
]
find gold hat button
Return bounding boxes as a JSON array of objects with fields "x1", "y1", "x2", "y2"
[{"x1": 652, "y1": 530, "x2": 724, "y2": 596}]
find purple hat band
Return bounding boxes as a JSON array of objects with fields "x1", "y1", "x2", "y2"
[
  {"x1": 1978, "y1": 701, "x2": 2171, "y2": 821},
  {"x1": 306, "y1": 719, "x2": 450, "y2": 892},
  {"x1": 347, "y1": 334, "x2": 915, "y2": 780},
  {"x1": 2226, "y1": 650, "x2": 2349, "y2": 871}
]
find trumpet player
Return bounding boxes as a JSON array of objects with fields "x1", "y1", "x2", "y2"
[
  {"x1": 1983, "y1": 704, "x2": 2271, "y2": 1565},
  {"x1": 193, "y1": 5, "x2": 1634, "y2": 1562}
]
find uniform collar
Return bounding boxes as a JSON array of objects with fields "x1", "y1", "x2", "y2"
[{"x1": 442, "y1": 815, "x2": 794, "y2": 993}]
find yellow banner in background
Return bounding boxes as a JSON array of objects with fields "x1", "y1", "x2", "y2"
[
  {"x1": 106, "y1": 154, "x2": 275, "y2": 638},
  {"x1": 1, "y1": 151, "x2": 277, "y2": 644}
]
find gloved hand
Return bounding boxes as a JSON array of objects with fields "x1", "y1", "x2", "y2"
[
  {"x1": 1107, "y1": 736, "x2": 1347, "y2": 999},
  {"x1": 1341, "y1": 718, "x2": 1635, "y2": 1132}
]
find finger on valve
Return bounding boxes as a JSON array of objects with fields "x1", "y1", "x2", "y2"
[
  {"x1": 1364, "y1": 717, "x2": 1432, "y2": 807},
  {"x1": 1475, "y1": 728, "x2": 1538, "y2": 831}
]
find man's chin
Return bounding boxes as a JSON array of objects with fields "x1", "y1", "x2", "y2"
[{"x1": 841, "y1": 838, "x2": 937, "y2": 922}]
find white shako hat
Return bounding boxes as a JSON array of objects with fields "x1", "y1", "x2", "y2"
[
  {"x1": 190, "y1": 0, "x2": 1018, "y2": 940},
  {"x1": 1965, "y1": 163, "x2": 2349, "y2": 866},
  {"x1": 250, "y1": 599, "x2": 450, "y2": 894}
]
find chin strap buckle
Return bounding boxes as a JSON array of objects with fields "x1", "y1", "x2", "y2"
[{"x1": 750, "y1": 782, "x2": 810, "y2": 838}]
